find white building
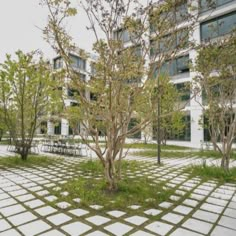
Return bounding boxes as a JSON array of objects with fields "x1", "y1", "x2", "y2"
[
  {"x1": 40, "y1": 51, "x2": 95, "y2": 138},
  {"x1": 113, "y1": 0, "x2": 236, "y2": 148},
  {"x1": 44, "y1": 0, "x2": 236, "y2": 148}
]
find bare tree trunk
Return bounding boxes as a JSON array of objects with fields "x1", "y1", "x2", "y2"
[
  {"x1": 221, "y1": 155, "x2": 226, "y2": 169},
  {"x1": 105, "y1": 158, "x2": 117, "y2": 191},
  {"x1": 18, "y1": 141, "x2": 30, "y2": 161}
]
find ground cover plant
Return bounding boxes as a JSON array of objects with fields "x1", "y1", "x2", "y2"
[
  {"x1": 49, "y1": 160, "x2": 176, "y2": 214},
  {"x1": 0, "y1": 155, "x2": 62, "y2": 168},
  {"x1": 124, "y1": 143, "x2": 191, "y2": 150},
  {"x1": 132, "y1": 149, "x2": 236, "y2": 159},
  {"x1": 186, "y1": 164, "x2": 236, "y2": 183}
]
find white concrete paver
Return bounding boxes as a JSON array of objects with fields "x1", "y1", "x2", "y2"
[{"x1": 0, "y1": 145, "x2": 236, "y2": 236}]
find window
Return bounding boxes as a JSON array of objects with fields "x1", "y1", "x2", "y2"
[
  {"x1": 176, "y1": 56, "x2": 189, "y2": 73},
  {"x1": 150, "y1": 0, "x2": 188, "y2": 32},
  {"x1": 150, "y1": 40, "x2": 158, "y2": 58},
  {"x1": 153, "y1": 55, "x2": 189, "y2": 77},
  {"x1": 70, "y1": 102, "x2": 79, "y2": 107},
  {"x1": 70, "y1": 55, "x2": 86, "y2": 70},
  {"x1": 68, "y1": 88, "x2": 79, "y2": 97},
  {"x1": 54, "y1": 57, "x2": 63, "y2": 69},
  {"x1": 90, "y1": 92, "x2": 97, "y2": 101},
  {"x1": 40, "y1": 122, "x2": 47, "y2": 134},
  {"x1": 218, "y1": 13, "x2": 236, "y2": 35},
  {"x1": 176, "y1": 29, "x2": 189, "y2": 49},
  {"x1": 134, "y1": 46, "x2": 142, "y2": 57},
  {"x1": 116, "y1": 29, "x2": 131, "y2": 43},
  {"x1": 128, "y1": 118, "x2": 141, "y2": 139},
  {"x1": 150, "y1": 29, "x2": 189, "y2": 57},
  {"x1": 79, "y1": 73, "x2": 86, "y2": 81},
  {"x1": 200, "y1": 0, "x2": 235, "y2": 13},
  {"x1": 175, "y1": 82, "x2": 190, "y2": 101},
  {"x1": 54, "y1": 122, "x2": 61, "y2": 135},
  {"x1": 90, "y1": 63, "x2": 96, "y2": 75},
  {"x1": 201, "y1": 11, "x2": 236, "y2": 41},
  {"x1": 176, "y1": 1, "x2": 188, "y2": 23},
  {"x1": 167, "y1": 113, "x2": 191, "y2": 141}
]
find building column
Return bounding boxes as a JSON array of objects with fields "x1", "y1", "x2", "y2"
[
  {"x1": 61, "y1": 119, "x2": 69, "y2": 136},
  {"x1": 47, "y1": 121, "x2": 54, "y2": 136}
]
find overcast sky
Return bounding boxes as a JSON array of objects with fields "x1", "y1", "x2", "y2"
[{"x1": 0, "y1": 0, "x2": 95, "y2": 63}]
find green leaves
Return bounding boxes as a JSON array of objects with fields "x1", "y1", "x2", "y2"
[{"x1": 0, "y1": 50, "x2": 62, "y2": 159}]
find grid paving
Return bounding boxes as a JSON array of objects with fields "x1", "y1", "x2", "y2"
[{"x1": 0, "y1": 145, "x2": 235, "y2": 235}]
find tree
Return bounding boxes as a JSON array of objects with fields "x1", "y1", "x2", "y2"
[
  {"x1": 0, "y1": 51, "x2": 61, "y2": 160},
  {"x1": 194, "y1": 35, "x2": 236, "y2": 171},
  {"x1": 41, "y1": 0, "x2": 197, "y2": 190}
]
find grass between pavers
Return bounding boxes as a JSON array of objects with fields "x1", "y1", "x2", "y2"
[
  {"x1": 132, "y1": 149, "x2": 236, "y2": 159},
  {"x1": 186, "y1": 164, "x2": 236, "y2": 183},
  {"x1": 0, "y1": 155, "x2": 62, "y2": 168},
  {"x1": 131, "y1": 150, "x2": 195, "y2": 158},
  {"x1": 0, "y1": 140, "x2": 10, "y2": 145},
  {"x1": 49, "y1": 160, "x2": 175, "y2": 215},
  {"x1": 124, "y1": 143, "x2": 190, "y2": 150}
]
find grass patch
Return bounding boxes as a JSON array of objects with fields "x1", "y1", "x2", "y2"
[
  {"x1": 124, "y1": 143, "x2": 190, "y2": 150},
  {"x1": 0, "y1": 155, "x2": 61, "y2": 168},
  {"x1": 197, "y1": 150, "x2": 236, "y2": 159},
  {"x1": 50, "y1": 160, "x2": 174, "y2": 212},
  {"x1": 186, "y1": 164, "x2": 236, "y2": 183},
  {"x1": 132, "y1": 149, "x2": 236, "y2": 160},
  {"x1": 0, "y1": 139, "x2": 11, "y2": 145},
  {"x1": 131, "y1": 150, "x2": 195, "y2": 158},
  {"x1": 77, "y1": 160, "x2": 140, "y2": 175}
]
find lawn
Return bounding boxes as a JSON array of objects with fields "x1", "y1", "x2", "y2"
[
  {"x1": 131, "y1": 149, "x2": 236, "y2": 159},
  {"x1": 124, "y1": 143, "x2": 191, "y2": 150},
  {"x1": 0, "y1": 155, "x2": 62, "y2": 168},
  {"x1": 49, "y1": 160, "x2": 176, "y2": 215},
  {"x1": 186, "y1": 164, "x2": 236, "y2": 183}
]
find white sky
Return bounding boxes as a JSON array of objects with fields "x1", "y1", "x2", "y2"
[{"x1": 0, "y1": 0, "x2": 95, "y2": 63}]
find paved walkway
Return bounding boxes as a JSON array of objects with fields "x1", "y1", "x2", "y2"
[{"x1": 0, "y1": 145, "x2": 235, "y2": 235}]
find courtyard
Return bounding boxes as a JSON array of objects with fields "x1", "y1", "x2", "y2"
[{"x1": 0, "y1": 145, "x2": 235, "y2": 236}]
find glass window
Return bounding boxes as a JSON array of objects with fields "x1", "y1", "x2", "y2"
[
  {"x1": 176, "y1": 29, "x2": 189, "y2": 49},
  {"x1": 176, "y1": 1, "x2": 188, "y2": 23},
  {"x1": 201, "y1": 12, "x2": 236, "y2": 41},
  {"x1": 79, "y1": 73, "x2": 86, "y2": 81},
  {"x1": 128, "y1": 118, "x2": 141, "y2": 139},
  {"x1": 122, "y1": 30, "x2": 130, "y2": 43},
  {"x1": 177, "y1": 56, "x2": 189, "y2": 73},
  {"x1": 166, "y1": 113, "x2": 191, "y2": 141},
  {"x1": 201, "y1": 20, "x2": 218, "y2": 41},
  {"x1": 200, "y1": 0, "x2": 234, "y2": 12},
  {"x1": 160, "y1": 34, "x2": 176, "y2": 52},
  {"x1": 218, "y1": 13, "x2": 236, "y2": 36},
  {"x1": 134, "y1": 46, "x2": 142, "y2": 57},
  {"x1": 200, "y1": 0, "x2": 217, "y2": 12},
  {"x1": 54, "y1": 57, "x2": 63, "y2": 69},
  {"x1": 54, "y1": 122, "x2": 61, "y2": 135},
  {"x1": 70, "y1": 55, "x2": 86, "y2": 70},
  {"x1": 169, "y1": 60, "x2": 177, "y2": 76},
  {"x1": 217, "y1": 0, "x2": 233, "y2": 5},
  {"x1": 175, "y1": 82, "x2": 190, "y2": 101},
  {"x1": 150, "y1": 40, "x2": 158, "y2": 57}
]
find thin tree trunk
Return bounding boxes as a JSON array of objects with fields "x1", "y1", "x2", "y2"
[{"x1": 105, "y1": 158, "x2": 117, "y2": 191}]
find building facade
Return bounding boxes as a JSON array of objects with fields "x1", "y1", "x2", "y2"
[
  {"x1": 43, "y1": 0, "x2": 236, "y2": 148},
  {"x1": 114, "y1": 0, "x2": 236, "y2": 148},
  {"x1": 40, "y1": 52, "x2": 95, "y2": 138}
]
